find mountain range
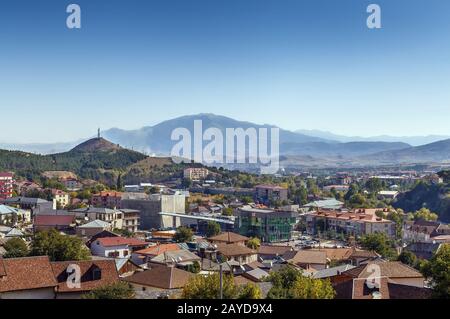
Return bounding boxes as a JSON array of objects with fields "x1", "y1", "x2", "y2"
[{"x1": 1, "y1": 114, "x2": 449, "y2": 168}]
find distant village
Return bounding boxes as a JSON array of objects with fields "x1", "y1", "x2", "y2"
[{"x1": 0, "y1": 166, "x2": 449, "y2": 300}]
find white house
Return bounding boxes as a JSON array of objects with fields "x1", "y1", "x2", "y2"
[{"x1": 90, "y1": 236, "x2": 149, "y2": 258}]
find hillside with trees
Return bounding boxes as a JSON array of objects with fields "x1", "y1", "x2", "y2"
[{"x1": 394, "y1": 172, "x2": 450, "y2": 222}]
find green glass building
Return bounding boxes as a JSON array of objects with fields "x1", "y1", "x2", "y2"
[{"x1": 235, "y1": 206, "x2": 298, "y2": 243}]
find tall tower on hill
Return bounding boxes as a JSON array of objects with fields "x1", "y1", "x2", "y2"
[{"x1": 98, "y1": 128, "x2": 101, "y2": 139}]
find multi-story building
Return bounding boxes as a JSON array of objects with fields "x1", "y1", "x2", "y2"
[
  {"x1": 306, "y1": 208, "x2": 395, "y2": 238},
  {"x1": 254, "y1": 184, "x2": 288, "y2": 205},
  {"x1": 121, "y1": 209, "x2": 140, "y2": 233},
  {"x1": 0, "y1": 172, "x2": 14, "y2": 200},
  {"x1": 91, "y1": 191, "x2": 123, "y2": 209},
  {"x1": 61, "y1": 178, "x2": 82, "y2": 191},
  {"x1": 235, "y1": 206, "x2": 298, "y2": 243},
  {"x1": 183, "y1": 167, "x2": 209, "y2": 180},
  {"x1": 121, "y1": 192, "x2": 186, "y2": 230},
  {"x1": 51, "y1": 189, "x2": 70, "y2": 208},
  {"x1": 71, "y1": 207, "x2": 124, "y2": 230}
]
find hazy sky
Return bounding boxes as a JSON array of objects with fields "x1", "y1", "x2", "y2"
[{"x1": 1, "y1": 0, "x2": 449, "y2": 143}]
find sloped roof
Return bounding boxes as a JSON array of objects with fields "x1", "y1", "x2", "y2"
[
  {"x1": 216, "y1": 243, "x2": 256, "y2": 257},
  {"x1": 78, "y1": 219, "x2": 111, "y2": 229},
  {"x1": 313, "y1": 264, "x2": 356, "y2": 279},
  {"x1": 208, "y1": 232, "x2": 249, "y2": 243},
  {"x1": 150, "y1": 249, "x2": 200, "y2": 264},
  {"x1": 123, "y1": 265, "x2": 193, "y2": 289},
  {"x1": 5, "y1": 228, "x2": 24, "y2": 237},
  {"x1": 258, "y1": 245, "x2": 293, "y2": 256},
  {"x1": 34, "y1": 214, "x2": 74, "y2": 226},
  {"x1": 343, "y1": 261, "x2": 423, "y2": 279},
  {"x1": 51, "y1": 260, "x2": 119, "y2": 293},
  {"x1": 134, "y1": 243, "x2": 181, "y2": 256},
  {"x1": 96, "y1": 237, "x2": 147, "y2": 247},
  {"x1": 283, "y1": 250, "x2": 327, "y2": 265},
  {"x1": 244, "y1": 268, "x2": 269, "y2": 281},
  {"x1": 0, "y1": 256, "x2": 57, "y2": 293}
]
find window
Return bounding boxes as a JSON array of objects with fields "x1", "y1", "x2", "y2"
[{"x1": 92, "y1": 268, "x2": 102, "y2": 280}]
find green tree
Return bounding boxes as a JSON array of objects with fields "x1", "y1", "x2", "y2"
[
  {"x1": 246, "y1": 237, "x2": 261, "y2": 250},
  {"x1": 420, "y1": 244, "x2": 450, "y2": 298},
  {"x1": 359, "y1": 233, "x2": 397, "y2": 259},
  {"x1": 413, "y1": 208, "x2": 438, "y2": 222},
  {"x1": 222, "y1": 207, "x2": 233, "y2": 216},
  {"x1": 83, "y1": 282, "x2": 135, "y2": 299},
  {"x1": 182, "y1": 273, "x2": 237, "y2": 299},
  {"x1": 3, "y1": 237, "x2": 29, "y2": 258},
  {"x1": 398, "y1": 250, "x2": 418, "y2": 267},
  {"x1": 173, "y1": 226, "x2": 194, "y2": 243},
  {"x1": 266, "y1": 266, "x2": 335, "y2": 299},
  {"x1": 187, "y1": 260, "x2": 201, "y2": 274},
  {"x1": 30, "y1": 229, "x2": 91, "y2": 261},
  {"x1": 237, "y1": 283, "x2": 262, "y2": 299},
  {"x1": 206, "y1": 221, "x2": 221, "y2": 237}
]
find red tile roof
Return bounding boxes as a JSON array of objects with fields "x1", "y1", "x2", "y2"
[
  {"x1": 51, "y1": 260, "x2": 119, "y2": 293},
  {"x1": 0, "y1": 256, "x2": 57, "y2": 293},
  {"x1": 34, "y1": 214, "x2": 74, "y2": 226},
  {"x1": 134, "y1": 243, "x2": 180, "y2": 256},
  {"x1": 96, "y1": 236, "x2": 147, "y2": 247},
  {"x1": 208, "y1": 232, "x2": 249, "y2": 243},
  {"x1": 123, "y1": 264, "x2": 193, "y2": 289}
]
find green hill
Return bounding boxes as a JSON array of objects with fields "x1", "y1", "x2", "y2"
[{"x1": 0, "y1": 138, "x2": 147, "y2": 184}]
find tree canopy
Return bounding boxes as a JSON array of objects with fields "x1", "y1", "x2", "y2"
[
  {"x1": 266, "y1": 266, "x2": 335, "y2": 299},
  {"x1": 3, "y1": 237, "x2": 29, "y2": 258},
  {"x1": 30, "y1": 229, "x2": 91, "y2": 261},
  {"x1": 82, "y1": 282, "x2": 135, "y2": 299},
  {"x1": 174, "y1": 226, "x2": 194, "y2": 243},
  {"x1": 420, "y1": 244, "x2": 450, "y2": 298}
]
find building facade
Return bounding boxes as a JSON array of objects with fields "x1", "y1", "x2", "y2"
[
  {"x1": 254, "y1": 185, "x2": 288, "y2": 205},
  {"x1": 0, "y1": 172, "x2": 14, "y2": 200},
  {"x1": 235, "y1": 206, "x2": 298, "y2": 243}
]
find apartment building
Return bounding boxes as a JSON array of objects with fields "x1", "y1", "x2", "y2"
[
  {"x1": 91, "y1": 191, "x2": 123, "y2": 209},
  {"x1": 306, "y1": 208, "x2": 395, "y2": 238},
  {"x1": 0, "y1": 172, "x2": 14, "y2": 200},
  {"x1": 254, "y1": 184, "x2": 288, "y2": 205}
]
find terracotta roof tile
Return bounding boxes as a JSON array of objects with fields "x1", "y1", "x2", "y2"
[
  {"x1": 123, "y1": 265, "x2": 193, "y2": 289},
  {"x1": 0, "y1": 256, "x2": 57, "y2": 293},
  {"x1": 208, "y1": 232, "x2": 249, "y2": 243},
  {"x1": 96, "y1": 237, "x2": 147, "y2": 247},
  {"x1": 51, "y1": 260, "x2": 119, "y2": 293}
]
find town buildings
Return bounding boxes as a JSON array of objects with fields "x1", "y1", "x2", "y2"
[{"x1": 306, "y1": 208, "x2": 396, "y2": 238}]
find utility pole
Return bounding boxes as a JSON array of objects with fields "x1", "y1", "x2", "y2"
[{"x1": 219, "y1": 264, "x2": 223, "y2": 299}]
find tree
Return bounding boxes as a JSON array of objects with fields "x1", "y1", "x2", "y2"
[
  {"x1": 413, "y1": 208, "x2": 438, "y2": 222},
  {"x1": 420, "y1": 244, "x2": 450, "y2": 298},
  {"x1": 206, "y1": 221, "x2": 221, "y2": 237},
  {"x1": 237, "y1": 283, "x2": 262, "y2": 299},
  {"x1": 3, "y1": 237, "x2": 29, "y2": 258},
  {"x1": 246, "y1": 237, "x2": 261, "y2": 250},
  {"x1": 83, "y1": 282, "x2": 135, "y2": 299},
  {"x1": 222, "y1": 207, "x2": 233, "y2": 216},
  {"x1": 359, "y1": 233, "x2": 397, "y2": 259},
  {"x1": 398, "y1": 250, "x2": 417, "y2": 267},
  {"x1": 187, "y1": 260, "x2": 201, "y2": 274},
  {"x1": 30, "y1": 229, "x2": 91, "y2": 261},
  {"x1": 182, "y1": 273, "x2": 237, "y2": 299},
  {"x1": 266, "y1": 266, "x2": 335, "y2": 299},
  {"x1": 174, "y1": 226, "x2": 194, "y2": 243}
]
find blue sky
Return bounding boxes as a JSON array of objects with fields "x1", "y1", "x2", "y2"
[{"x1": 0, "y1": 0, "x2": 449, "y2": 143}]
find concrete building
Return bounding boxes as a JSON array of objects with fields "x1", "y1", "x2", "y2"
[
  {"x1": 121, "y1": 193, "x2": 186, "y2": 230},
  {"x1": 254, "y1": 185, "x2": 288, "y2": 205}
]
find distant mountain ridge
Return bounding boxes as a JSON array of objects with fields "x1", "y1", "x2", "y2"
[
  {"x1": 295, "y1": 129, "x2": 450, "y2": 146},
  {"x1": 1, "y1": 114, "x2": 449, "y2": 168}
]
